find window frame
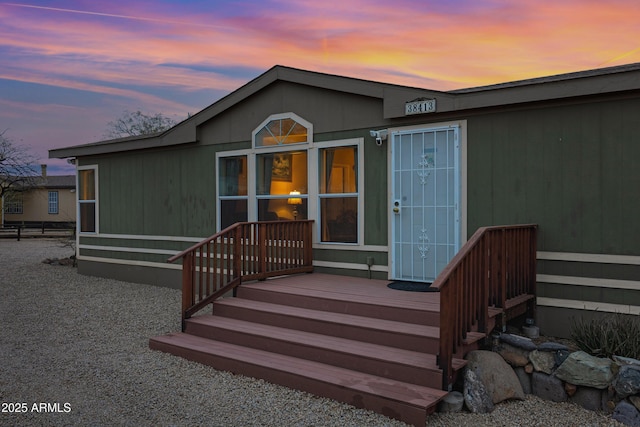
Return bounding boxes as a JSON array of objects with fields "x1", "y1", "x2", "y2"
[
  {"x1": 4, "y1": 194, "x2": 23, "y2": 214},
  {"x1": 77, "y1": 165, "x2": 98, "y2": 234},
  {"x1": 48, "y1": 190, "x2": 59, "y2": 214},
  {"x1": 315, "y1": 138, "x2": 364, "y2": 246},
  {"x1": 252, "y1": 112, "x2": 313, "y2": 149},
  {"x1": 216, "y1": 114, "x2": 364, "y2": 247}
]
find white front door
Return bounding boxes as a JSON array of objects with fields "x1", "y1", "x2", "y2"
[{"x1": 391, "y1": 126, "x2": 461, "y2": 282}]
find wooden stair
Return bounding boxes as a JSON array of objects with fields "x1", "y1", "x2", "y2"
[{"x1": 150, "y1": 275, "x2": 468, "y2": 426}]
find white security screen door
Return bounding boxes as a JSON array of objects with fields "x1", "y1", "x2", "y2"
[{"x1": 391, "y1": 127, "x2": 460, "y2": 282}]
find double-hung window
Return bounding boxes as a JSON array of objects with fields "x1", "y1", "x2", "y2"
[
  {"x1": 78, "y1": 166, "x2": 97, "y2": 233},
  {"x1": 319, "y1": 146, "x2": 358, "y2": 243},
  {"x1": 48, "y1": 191, "x2": 59, "y2": 214}
]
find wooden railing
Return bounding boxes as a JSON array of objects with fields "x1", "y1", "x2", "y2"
[
  {"x1": 432, "y1": 224, "x2": 537, "y2": 390},
  {"x1": 168, "y1": 220, "x2": 314, "y2": 330}
]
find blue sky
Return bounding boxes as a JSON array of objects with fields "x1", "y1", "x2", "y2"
[{"x1": 1, "y1": 0, "x2": 639, "y2": 175}]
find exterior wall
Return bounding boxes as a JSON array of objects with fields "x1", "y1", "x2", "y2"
[
  {"x1": 68, "y1": 76, "x2": 640, "y2": 339},
  {"x1": 4, "y1": 187, "x2": 76, "y2": 223},
  {"x1": 76, "y1": 82, "x2": 398, "y2": 285},
  {"x1": 464, "y1": 94, "x2": 640, "y2": 337}
]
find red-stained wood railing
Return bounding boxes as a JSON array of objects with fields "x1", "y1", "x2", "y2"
[
  {"x1": 168, "y1": 220, "x2": 314, "y2": 330},
  {"x1": 432, "y1": 224, "x2": 537, "y2": 390}
]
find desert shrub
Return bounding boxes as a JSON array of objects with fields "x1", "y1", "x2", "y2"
[{"x1": 570, "y1": 313, "x2": 640, "y2": 359}]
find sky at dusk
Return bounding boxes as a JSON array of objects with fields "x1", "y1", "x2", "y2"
[{"x1": 1, "y1": 0, "x2": 640, "y2": 175}]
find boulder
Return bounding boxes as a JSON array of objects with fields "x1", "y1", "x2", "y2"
[
  {"x1": 463, "y1": 369, "x2": 494, "y2": 413},
  {"x1": 439, "y1": 391, "x2": 464, "y2": 413},
  {"x1": 529, "y1": 350, "x2": 556, "y2": 374},
  {"x1": 500, "y1": 333, "x2": 537, "y2": 351},
  {"x1": 554, "y1": 349, "x2": 571, "y2": 368},
  {"x1": 465, "y1": 350, "x2": 525, "y2": 404},
  {"x1": 531, "y1": 372, "x2": 567, "y2": 402},
  {"x1": 497, "y1": 342, "x2": 530, "y2": 367},
  {"x1": 555, "y1": 351, "x2": 614, "y2": 389},
  {"x1": 630, "y1": 396, "x2": 640, "y2": 412},
  {"x1": 538, "y1": 342, "x2": 569, "y2": 352},
  {"x1": 614, "y1": 365, "x2": 640, "y2": 398},
  {"x1": 514, "y1": 367, "x2": 532, "y2": 394},
  {"x1": 569, "y1": 387, "x2": 605, "y2": 411},
  {"x1": 612, "y1": 400, "x2": 640, "y2": 427},
  {"x1": 614, "y1": 356, "x2": 640, "y2": 368}
]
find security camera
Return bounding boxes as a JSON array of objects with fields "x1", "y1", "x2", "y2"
[{"x1": 369, "y1": 129, "x2": 388, "y2": 146}]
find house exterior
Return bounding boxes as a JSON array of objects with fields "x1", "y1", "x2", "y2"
[
  {"x1": 50, "y1": 64, "x2": 640, "y2": 337},
  {"x1": 2, "y1": 165, "x2": 76, "y2": 227}
]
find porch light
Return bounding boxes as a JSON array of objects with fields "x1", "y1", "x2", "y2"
[{"x1": 288, "y1": 191, "x2": 302, "y2": 219}]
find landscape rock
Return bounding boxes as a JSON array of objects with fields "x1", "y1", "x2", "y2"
[
  {"x1": 439, "y1": 391, "x2": 464, "y2": 413},
  {"x1": 630, "y1": 396, "x2": 640, "y2": 411},
  {"x1": 465, "y1": 350, "x2": 525, "y2": 404},
  {"x1": 569, "y1": 387, "x2": 604, "y2": 411},
  {"x1": 514, "y1": 367, "x2": 532, "y2": 394},
  {"x1": 564, "y1": 383, "x2": 577, "y2": 397},
  {"x1": 612, "y1": 400, "x2": 640, "y2": 427},
  {"x1": 555, "y1": 351, "x2": 614, "y2": 389},
  {"x1": 529, "y1": 350, "x2": 556, "y2": 374},
  {"x1": 614, "y1": 366, "x2": 640, "y2": 398},
  {"x1": 500, "y1": 333, "x2": 537, "y2": 351},
  {"x1": 614, "y1": 356, "x2": 640, "y2": 368},
  {"x1": 531, "y1": 372, "x2": 568, "y2": 402},
  {"x1": 497, "y1": 342, "x2": 530, "y2": 367},
  {"x1": 463, "y1": 369, "x2": 494, "y2": 413},
  {"x1": 538, "y1": 342, "x2": 569, "y2": 352},
  {"x1": 554, "y1": 349, "x2": 571, "y2": 368}
]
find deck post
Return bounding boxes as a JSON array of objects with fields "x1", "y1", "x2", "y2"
[{"x1": 181, "y1": 252, "x2": 194, "y2": 331}]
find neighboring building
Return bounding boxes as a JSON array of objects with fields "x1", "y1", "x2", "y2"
[
  {"x1": 50, "y1": 64, "x2": 640, "y2": 337},
  {"x1": 3, "y1": 165, "x2": 76, "y2": 227}
]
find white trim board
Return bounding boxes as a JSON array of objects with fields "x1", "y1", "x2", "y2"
[
  {"x1": 79, "y1": 244, "x2": 178, "y2": 256},
  {"x1": 80, "y1": 233, "x2": 205, "y2": 243},
  {"x1": 78, "y1": 255, "x2": 181, "y2": 270}
]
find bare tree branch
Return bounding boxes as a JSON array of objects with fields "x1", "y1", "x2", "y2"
[
  {"x1": 0, "y1": 130, "x2": 40, "y2": 200},
  {"x1": 103, "y1": 110, "x2": 177, "y2": 139}
]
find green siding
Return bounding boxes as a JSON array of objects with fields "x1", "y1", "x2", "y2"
[
  {"x1": 538, "y1": 283, "x2": 640, "y2": 307},
  {"x1": 313, "y1": 248, "x2": 388, "y2": 266},
  {"x1": 85, "y1": 145, "x2": 219, "y2": 237},
  {"x1": 467, "y1": 97, "x2": 640, "y2": 256}
]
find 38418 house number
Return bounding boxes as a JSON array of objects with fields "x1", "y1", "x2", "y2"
[{"x1": 405, "y1": 99, "x2": 436, "y2": 115}]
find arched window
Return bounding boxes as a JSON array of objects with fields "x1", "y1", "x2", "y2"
[{"x1": 252, "y1": 113, "x2": 312, "y2": 147}]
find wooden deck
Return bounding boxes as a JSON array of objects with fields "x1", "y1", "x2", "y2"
[
  {"x1": 153, "y1": 223, "x2": 537, "y2": 426},
  {"x1": 150, "y1": 273, "x2": 484, "y2": 426}
]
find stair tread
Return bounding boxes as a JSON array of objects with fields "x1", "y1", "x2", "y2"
[
  {"x1": 186, "y1": 315, "x2": 466, "y2": 371},
  {"x1": 215, "y1": 297, "x2": 439, "y2": 337},
  {"x1": 241, "y1": 278, "x2": 440, "y2": 312},
  {"x1": 150, "y1": 332, "x2": 449, "y2": 407}
]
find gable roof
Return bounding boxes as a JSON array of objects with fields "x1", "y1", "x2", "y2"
[{"x1": 50, "y1": 63, "x2": 640, "y2": 159}]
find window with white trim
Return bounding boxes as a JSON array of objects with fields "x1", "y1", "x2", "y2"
[
  {"x1": 217, "y1": 113, "x2": 363, "y2": 245},
  {"x1": 78, "y1": 166, "x2": 97, "y2": 233},
  {"x1": 319, "y1": 146, "x2": 358, "y2": 243},
  {"x1": 48, "y1": 191, "x2": 59, "y2": 214},
  {"x1": 218, "y1": 155, "x2": 248, "y2": 229}
]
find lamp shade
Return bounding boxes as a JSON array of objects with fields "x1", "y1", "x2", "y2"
[{"x1": 288, "y1": 190, "x2": 302, "y2": 205}]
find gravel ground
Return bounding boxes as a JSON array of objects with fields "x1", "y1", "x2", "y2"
[{"x1": 0, "y1": 239, "x2": 625, "y2": 427}]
